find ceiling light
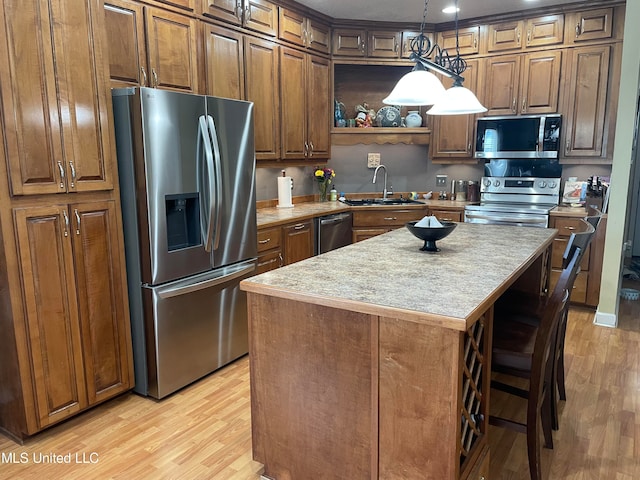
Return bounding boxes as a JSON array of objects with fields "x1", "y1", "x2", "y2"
[
  {"x1": 383, "y1": 0, "x2": 486, "y2": 115},
  {"x1": 442, "y1": 6, "x2": 460, "y2": 14}
]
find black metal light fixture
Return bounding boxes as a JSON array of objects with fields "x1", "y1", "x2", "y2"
[{"x1": 383, "y1": 0, "x2": 486, "y2": 115}]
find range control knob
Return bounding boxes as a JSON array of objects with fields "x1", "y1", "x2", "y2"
[
  {"x1": 493, "y1": 179, "x2": 501, "y2": 187},
  {"x1": 548, "y1": 181, "x2": 557, "y2": 189},
  {"x1": 484, "y1": 179, "x2": 492, "y2": 187},
  {"x1": 538, "y1": 181, "x2": 547, "y2": 188}
]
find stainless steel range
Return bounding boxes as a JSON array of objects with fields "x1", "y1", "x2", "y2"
[{"x1": 464, "y1": 176, "x2": 560, "y2": 228}]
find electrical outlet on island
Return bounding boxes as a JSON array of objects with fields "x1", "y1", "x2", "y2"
[
  {"x1": 367, "y1": 153, "x2": 381, "y2": 168},
  {"x1": 436, "y1": 175, "x2": 448, "y2": 187}
]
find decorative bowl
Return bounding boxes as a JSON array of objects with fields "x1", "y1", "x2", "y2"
[
  {"x1": 375, "y1": 106, "x2": 401, "y2": 127},
  {"x1": 405, "y1": 221, "x2": 457, "y2": 252}
]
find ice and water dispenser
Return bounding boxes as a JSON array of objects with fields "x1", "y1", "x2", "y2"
[{"x1": 165, "y1": 193, "x2": 200, "y2": 251}]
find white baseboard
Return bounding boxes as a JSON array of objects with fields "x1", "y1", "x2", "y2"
[{"x1": 594, "y1": 310, "x2": 617, "y2": 328}]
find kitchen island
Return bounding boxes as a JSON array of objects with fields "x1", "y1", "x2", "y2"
[{"x1": 240, "y1": 223, "x2": 556, "y2": 480}]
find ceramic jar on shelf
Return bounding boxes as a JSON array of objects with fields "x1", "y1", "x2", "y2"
[{"x1": 405, "y1": 110, "x2": 422, "y2": 128}]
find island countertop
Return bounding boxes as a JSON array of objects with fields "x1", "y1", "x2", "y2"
[{"x1": 241, "y1": 222, "x2": 556, "y2": 331}]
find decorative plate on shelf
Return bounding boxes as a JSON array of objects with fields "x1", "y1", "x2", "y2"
[{"x1": 376, "y1": 106, "x2": 401, "y2": 127}]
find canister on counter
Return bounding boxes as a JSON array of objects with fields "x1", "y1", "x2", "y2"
[
  {"x1": 467, "y1": 181, "x2": 480, "y2": 202},
  {"x1": 456, "y1": 180, "x2": 466, "y2": 201}
]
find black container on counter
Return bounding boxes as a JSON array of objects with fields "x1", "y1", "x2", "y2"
[{"x1": 467, "y1": 181, "x2": 480, "y2": 203}]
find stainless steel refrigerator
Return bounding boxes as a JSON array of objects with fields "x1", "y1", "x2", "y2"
[{"x1": 112, "y1": 87, "x2": 257, "y2": 398}]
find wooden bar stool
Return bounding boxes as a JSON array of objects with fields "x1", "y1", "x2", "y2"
[{"x1": 490, "y1": 245, "x2": 581, "y2": 480}]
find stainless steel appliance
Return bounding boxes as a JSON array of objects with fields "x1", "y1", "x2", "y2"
[
  {"x1": 112, "y1": 87, "x2": 257, "y2": 398},
  {"x1": 464, "y1": 176, "x2": 560, "y2": 228},
  {"x1": 475, "y1": 115, "x2": 561, "y2": 159},
  {"x1": 314, "y1": 212, "x2": 353, "y2": 254}
]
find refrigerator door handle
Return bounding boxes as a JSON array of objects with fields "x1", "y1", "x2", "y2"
[
  {"x1": 197, "y1": 115, "x2": 216, "y2": 252},
  {"x1": 206, "y1": 115, "x2": 223, "y2": 252},
  {"x1": 156, "y1": 260, "x2": 256, "y2": 299}
]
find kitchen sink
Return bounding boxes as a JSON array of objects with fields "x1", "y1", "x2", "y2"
[{"x1": 341, "y1": 198, "x2": 423, "y2": 206}]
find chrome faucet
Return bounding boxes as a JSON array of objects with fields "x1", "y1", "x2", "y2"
[{"x1": 372, "y1": 164, "x2": 389, "y2": 199}]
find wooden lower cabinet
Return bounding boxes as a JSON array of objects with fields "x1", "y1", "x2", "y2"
[
  {"x1": 429, "y1": 208, "x2": 464, "y2": 223},
  {"x1": 257, "y1": 225, "x2": 283, "y2": 274},
  {"x1": 7, "y1": 200, "x2": 133, "y2": 435},
  {"x1": 352, "y1": 207, "x2": 427, "y2": 243},
  {"x1": 282, "y1": 219, "x2": 314, "y2": 265},
  {"x1": 548, "y1": 214, "x2": 606, "y2": 306}
]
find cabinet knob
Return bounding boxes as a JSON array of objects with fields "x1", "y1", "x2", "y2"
[
  {"x1": 140, "y1": 66, "x2": 147, "y2": 87},
  {"x1": 235, "y1": 1, "x2": 242, "y2": 20},
  {"x1": 575, "y1": 22, "x2": 582, "y2": 37},
  {"x1": 57, "y1": 161, "x2": 66, "y2": 189},
  {"x1": 565, "y1": 139, "x2": 570, "y2": 154},
  {"x1": 516, "y1": 28, "x2": 521, "y2": 44},
  {"x1": 69, "y1": 160, "x2": 76, "y2": 189},
  {"x1": 74, "y1": 209, "x2": 81, "y2": 235},
  {"x1": 512, "y1": 97, "x2": 516, "y2": 113},
  {"x1": 527, "y1": 29, "x2": 531, "y2": 45},
  {"x1": 62, "y1": 210, "x2": 70, "y2": 237},
  {"x1": 522, "y1": 98, "x2": 526, "y2": 113},
  {"x1": 151, "y1": 68, "x2": 158, "y2": 88},
  {"x1": 309, "y1": 141, "x2": 314, "y2": 156},
  {"x1": 245, "y1": 5, "x2": 251, "y2": 22}
]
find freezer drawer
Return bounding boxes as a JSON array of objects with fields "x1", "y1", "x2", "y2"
[{"x1": 141, "y1": 260, "x2": 255, "y2": 398}]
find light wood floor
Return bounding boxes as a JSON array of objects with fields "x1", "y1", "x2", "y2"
[{"x1": 1, "y1": 306, "x2": 639, "y2": 479}]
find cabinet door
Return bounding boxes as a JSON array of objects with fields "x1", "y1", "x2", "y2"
[
  {"x1": 204, "y1": 24, "x2": 245, "y2": 100},
  {"x1": 307, "y1": 19, "x2": 330, "y2": 54},
  {"x1": 245, "y1": 37, "x2": 280, "y2": 160},
  {"x1": 520, "y1": 51, "x2": 561, "y2": 114},
  {"x1": 438, "y1": 26, "x2": 479, "y2": 55},
  {"x1": 282, "y1": 221, "x2": 314, "y2": 265},
  {"x1": 145, "y1": 7, "x2": 199, "y2": 92},
  {"x1": 525, "y1": 14, "x2": 564, "y2": 47},
  {"x1": 307, "y1": 56, "x2": 331, "y2": 160},
  {"x1": 201, "y1": 0, "x2": 242, "y2": 26},
  {"x1": 244, "y1": 0, "x2": 277, "y2": 37},
  {"x1": 280, "y1": 47, "x2": 307, "y2": 160},
  {"x1": 431, "y1": 59, "x2": 480, "y2": 160},
  {"x1": 278, "y1": 7, "x2": 305, "y2": 47},
  {"x1": 14, "y1": 206, "x2": 87, "y2": 428},
  {"x1": 563, "y1": 45, "x2": 610, "y2": 157},
  {"x1": 572, "y1": 8, "x2": 613, "y2": 43},
  {"x1": 484, "y1": 55, "x2": 521, "y2": 116},
  {"x1": 155, "y1": 0, "x2": 194, "y2": 11},
  {"x1": 104, "y1": 0, "x2": 147, "y2": 87},
  {"x1": 0, "y1": 0, "x2": 114, "y2": 195},
  {"x1": 368, "y1": 31, "x2": 400, "y2": 58},
  {"x1": 332, "y1": 28, "x2": 367, "y2": 56},
  {"x1": 71, "y1": 201, "x2": 132, "y2": 404},
  {"x1": 487, "y1": 21, "x2": 523, "y2": 52}
]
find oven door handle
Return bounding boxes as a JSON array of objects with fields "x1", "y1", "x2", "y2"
[{"x1": 465, "y1": 212, "x2": 547, "y2": 224}]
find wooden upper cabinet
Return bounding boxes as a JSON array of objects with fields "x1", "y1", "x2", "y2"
[
  {"x1": 71, "y1": 201, "x2": 133, "y2": 405},
  {"x1": 13, "y1": 205, "x2": 88, "y2": 428},
  {"x1": 571, "y1": 7, "x2": 613, "y2": 43},
  {"x1": 401, "y1": 31, "x2": 433, "y2": 59},
  {"x1": 145, "y1": 7, "x2": 199, "y2": 92},
  {"x1": 104, "y1": 0, "x2": 147, "y2": 87},
  {"x1": 525, "y1": 15, "x2": 564, "y2": 47},
  {"x1": 278, "y1": 7, "x2": 330, "y2": 54},
  {"x1": 484, "y1": 55, "x2": 521, "y2": 115},
  {"x1": 0, "y1": 0, "x2": 114, "y2": 196},
  {"x1": 368, "y1": 31, "x2": 401, "y2": 58},
  {"x1": 104, "y1": 2, "x2": 199, "y2": 92},
  {"x1": 562, "y1": 45, "x2": 611, "y2": 158},
  {"x1": 204, "y1": 24, "x2": 245, "y2": 100},
  {"x1": 332, "y1": 28, "x2": 367, "y2": 57},
  {"x1": 244, "y1": 37, "x2": 280, "y2": 160},
  {"x1": 307, "y1": 55, "x2": 331, "y2": 160},
  {"x1": 520, "y1": 51, "x2": 562, "y2": 114},
  {"x1": 487, "y1": 21, "x2": 523, "y2": 52},
  {"x1": 202, "y1": 0, "x2": 277, "y2": 36},
  {"x1": 488, "y1": 15, "x2": 563, "y2": 52},
  {"x1": 431, "y1": 59, "x2": 481, "y2": 161},
  {"x1": 484, "y1": 51, "x2": 561, "y2": 116},
  {"x1": 437, "y1": 26, "x2": 479, "y2": 55}
]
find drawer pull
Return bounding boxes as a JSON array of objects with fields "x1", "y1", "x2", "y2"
[
  {"x1": 259, "y1": 258, "x2": 278, "y2": 267},
  {"x1": 564, "y1": 226, "x2": 576, "y2": 231},
  {"x1": 258, "y1": 238, "x2": 271, "y2": 244},
  {"x1": 441, "y1": 218, "x2": 452, "y2": 221},
  {"x1": 293, "y1": 224, "x2": 306, "y2": 230},
  {"x1": 384, "y1": 217, "x2": 397, "y2": 221}
]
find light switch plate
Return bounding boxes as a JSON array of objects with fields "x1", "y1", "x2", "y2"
[
  {"x1": 436, "y1": 175, "x2": 448, "y2": 187},
  {"x1": 367, "y1": 153, "x2": 381, "y2": 168}
]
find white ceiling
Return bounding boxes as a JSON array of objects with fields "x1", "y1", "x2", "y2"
[{"x1": 294, "y1": 0, "x2": 596, "y2": 24}]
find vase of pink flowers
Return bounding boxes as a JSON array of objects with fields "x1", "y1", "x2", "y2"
[{"x1": 314, "y1": 167, "x2": 335, "y2": 202}]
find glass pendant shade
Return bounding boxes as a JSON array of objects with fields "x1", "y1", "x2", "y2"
[
  {"x1": 426, "y1": 85, "x2": 487, "y2": 115},
  {"x1": 382, "y1": 69, "x2": 446, "y2": 106}
]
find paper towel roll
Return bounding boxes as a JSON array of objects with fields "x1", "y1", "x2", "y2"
[{"x1": 277, "y1": 176, "x2": 294, "y2": 208}]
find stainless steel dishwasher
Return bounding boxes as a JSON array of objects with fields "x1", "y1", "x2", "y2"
[{"x1": 314, "y1": 212, "x2": 353, "y2": 255}]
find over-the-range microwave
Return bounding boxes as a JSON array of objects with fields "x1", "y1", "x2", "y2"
[{"x1": 475, "y1": 114, "x2": 561, "y2": 159}]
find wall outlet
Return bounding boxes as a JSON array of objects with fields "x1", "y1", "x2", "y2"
[
  {"x1": 367, "y1": 153, "x2": 381, "y2": 168},
  {"x1": 436, "y1": 175, "x2": 448, "y2": 187}
]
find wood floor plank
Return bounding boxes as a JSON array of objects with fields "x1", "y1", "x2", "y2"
[{"x1": 1, "y1": 304, "x2": 639, "y2": 479}]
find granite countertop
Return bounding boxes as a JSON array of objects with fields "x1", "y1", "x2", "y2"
[
  {"x1": 257, "y1": 199, "x2": 475, "y2": 227},
  {"x1": 241, "y1": 223, "x2": 556, "y2": 331}
]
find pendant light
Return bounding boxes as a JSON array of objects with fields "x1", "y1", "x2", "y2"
[
  {"x1": 383, "y1": 0, "x2": 486, "y2": 115},
  {"x1": 427, "y1": 0, "x2": 487, "y2": 115}
]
